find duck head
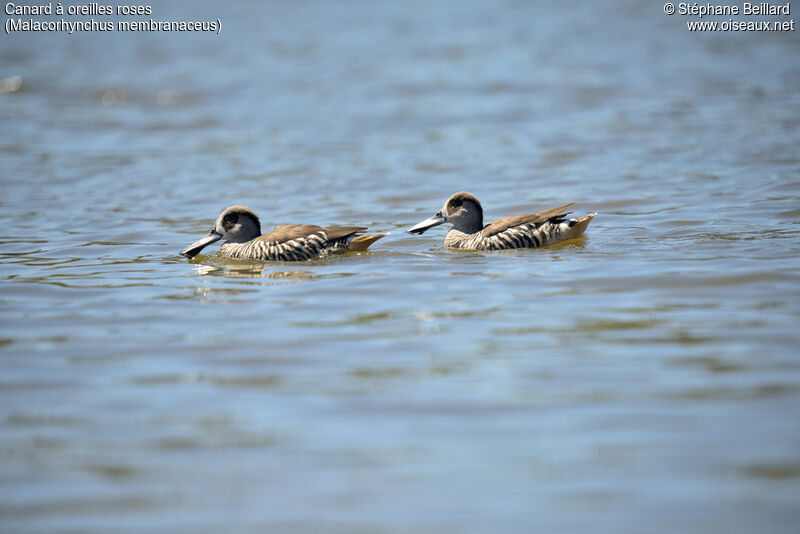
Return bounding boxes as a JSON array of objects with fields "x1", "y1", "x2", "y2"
[
  {"x1": 180, "y1": 205, "x2": 262, "y2": 258},
  {"x1": 406, "y1": 191, "x2": 484, "y2": 235}
]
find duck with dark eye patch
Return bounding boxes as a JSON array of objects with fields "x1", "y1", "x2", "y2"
[
  {"x1": 180, "y1": 205, "x2": 386, "y2": 261},
  {"x1": 407, "y1": 191, "x2": 596, "y2": 250}
]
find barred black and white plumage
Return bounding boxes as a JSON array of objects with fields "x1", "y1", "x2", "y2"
[
  {"x1": 407, "y1": 192, "x2": 596, "y2": 251},
  {"x1": 222, "y1": 231, "x2": 328, "y2": 261},
  {"x1": 180, "y1": 205, "x2": 386, "y2": 261},
  {"x1": 321, "y1": 236, "x2": 358, "y2": 255}
]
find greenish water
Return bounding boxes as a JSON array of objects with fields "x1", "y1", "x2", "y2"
[{"x1": 2, "y1": 1, "x2": 799, "y2": 532}]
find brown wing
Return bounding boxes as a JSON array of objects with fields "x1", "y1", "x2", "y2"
[
  {"x1": 256, "y1": 224, "x2": 365, "y2": 244},
  {"x1": 481, "y1": 202, "x2": 575, "y2": 238},
  {"x1": 323, "y1": 226, "x2": 367, "y2": 242}
]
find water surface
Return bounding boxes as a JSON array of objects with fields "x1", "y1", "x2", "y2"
[{"x1": 2, "y1": 1, "x2": 799, "y2": 532}]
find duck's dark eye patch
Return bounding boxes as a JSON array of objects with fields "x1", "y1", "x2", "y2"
[
  {"x1": 448, "y1": 198, "x2": 463, "y2": 210},
  {"x1": 223, "y1": 214, "x2": 238, "y2": 228}
]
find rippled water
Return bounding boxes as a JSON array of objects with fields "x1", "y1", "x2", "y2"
[{"x1": 2, "y1": 1, "x2": 799, "y2": 532}]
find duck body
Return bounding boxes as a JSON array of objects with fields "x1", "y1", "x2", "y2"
[
  {"x1": 220, "y1": 223, "x2": 380, "y2": 261},
  {"x1": 407, "y1": 192, "x2": 595, "y2": 251},
  {"x1": 181, "y1": 206, "x2": 385, "y2": 261}
]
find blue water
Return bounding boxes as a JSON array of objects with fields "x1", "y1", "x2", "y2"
[{"x1": 2, "y1": 1, "x2": 799, "y2": 532}]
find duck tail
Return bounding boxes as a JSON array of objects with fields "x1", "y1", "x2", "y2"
[
  {"x1": 564, "y1": 213, "x2": 596, "y2": 240},
  {"x1": 348, "y1": 233, "x2": 387, "y2": 252}
]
